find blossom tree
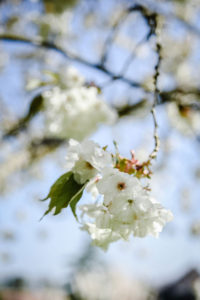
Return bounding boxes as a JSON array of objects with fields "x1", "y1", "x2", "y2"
[{"x1": 0, "y1": 0, "x2": 200, "y2": 258}]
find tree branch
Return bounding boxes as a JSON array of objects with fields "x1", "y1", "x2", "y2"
[
  {"x1": 0, "y1": 33, "x2": 144, "y2": 90},
  {"x1": 130, "y1": 1, "x2": 200, "y2": 39},
  {"x1": 149, "y1": 15, "x2": 161, "y2": 161},
  {"x1": 100, "y1": 10, "x2": 128, "y2": 66}
]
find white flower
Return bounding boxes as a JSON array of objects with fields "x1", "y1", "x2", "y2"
[
  {"x1": 65, "y1": 139, "x2": 112, "y2": 184},
  {"x1": 80, "y1": 204, "x2": 121, "y2": 250},
  {"x1": 58, "y1": 136, "x2": 173, "y2": 250},
  {"x1": 59, "y1": 66, "x2": 85, "y2": 89},
  {"x1": 112, "y1": 196, "x2": 173, "y2": 238},
  {"x1": 34, "y1": 10, "x2": 73, "y2": 41},
  {"x1": 80, "y1": 166, "x2": 173, "y2": 249},
  {"x1": 85, "y1": 176, "x2": 100, "y2": 199},
  {"x1": 82, "y1": 223, "x2": 120, "y2": 250},
  {"x1": 43, "y1": 84, "x2": 117, "y2": 140},
  {"x1": 97, "y1": 167, "x2": 143, "y2": 205}
]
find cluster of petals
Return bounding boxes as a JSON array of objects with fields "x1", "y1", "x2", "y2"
[
  {"x1": 43, "y1": 67, "x2": 117, "y2": 140},
  {"x1": 65, "y1": 139, "x2": 173, "y2": 250},
  {"x1": 65, "y1": 139, "x2": 112, "y2": 184}
]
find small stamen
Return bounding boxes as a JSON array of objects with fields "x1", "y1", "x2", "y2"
[
  {"x1": 117, "y1": 182, "x2": 126, "y2": 190},
  {"x1": 128, "y1": 199, "x2": 133, "y2": 204}
]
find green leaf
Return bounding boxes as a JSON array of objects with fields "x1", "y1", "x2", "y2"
[
  {"x1": 70, "y1": 184, "x2": 85, "y2": 220},
  {"x1": 41, "y1": 172, "x2": 84, "y2": 218},
  {"x1": 25, "y1": 94, "x2": 44, "y2": 119},
  {"x1": 4, "y1": 94, "x2": 44, "y2": 138}
]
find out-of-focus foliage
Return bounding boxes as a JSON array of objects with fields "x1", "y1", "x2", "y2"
[
  {"x1": 43, "y1": 0, "x2": 78, "y2": 14},
  {"x1": 0, "y1": 0, "x2": 200, "y2": 293}
]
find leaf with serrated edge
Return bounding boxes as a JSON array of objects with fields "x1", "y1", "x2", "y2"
[{"x1": 41, "y1": 171, "x2": 84, "y2": 219}]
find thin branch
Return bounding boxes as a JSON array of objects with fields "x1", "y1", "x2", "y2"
[
  {"x1": 160, "y1": 88, "x2": 200, "y2": 104},
  {"x1": 117, "y1": 99, "x2": 147, "y2": 117},
  {"x1": 121, "y1": 7, "x2": 158, "y2": 76},
  {"x1": 100, "y1": 10, "x2": 128, "y2": 65},
  {"x1": 131, "y1": 1, "x2": 200, "y2": 39},
  {"x1": 149, "y1": 16, "x2": 161, "y2": 161},
  {"x1": 120, "y1": 34, "x2": 149, "y2": 76},
  {"x1": 0, "y1": 33, "x2": 144, "y2": 90},
  {"x1": 29, "y1": 137, "x2": 66, "y2": 162}
]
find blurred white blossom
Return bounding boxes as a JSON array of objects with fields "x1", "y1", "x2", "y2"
[
  {"x1": 43, "y1": 67, "x2": 117, "y2": 140},
  {"x1": 33, "y1": 10, "x2": 73, "y2": 44},
  {"x1": 167, "y1": 102, "x2": 200, "y2": 136},
  {"x1": 191, "y1": 220, "x2": 200, "y2": 236},
  {"x1": 74, "y1": 268, "x2": 151, "y2": 300}
]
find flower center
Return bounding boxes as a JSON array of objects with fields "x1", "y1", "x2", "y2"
[
  {"x1": 117, "y1": 182, "x2": 126, "y2": 191},
  {"x1": 85, "y1": 162, "x2": 94, "y2": 169},
  {"x1": 128, "y1": 199, "x2": 134, "y2": 205}
]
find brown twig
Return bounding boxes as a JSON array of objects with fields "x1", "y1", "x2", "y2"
[{"x1": 149, "y1": 15, "x2": 161, "y2": 160}]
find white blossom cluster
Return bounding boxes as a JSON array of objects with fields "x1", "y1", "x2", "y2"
[
  {"x1": 65, "y1": 139, "x2": 173, "y2": 250},
  {"x1": 74, "y1": 268, "x2": 150, "y2": 300},
  {"x1": 35, "y1": 10, "x2": 73, "y2": 41},
  {"x1": 167, "y1": 102, "x2": 200, "y2": 136},
  {"x1": 43, "y1": 67, "x2": 117, "y2": 140}
]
